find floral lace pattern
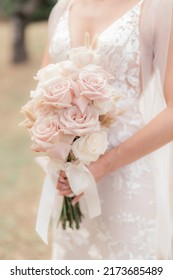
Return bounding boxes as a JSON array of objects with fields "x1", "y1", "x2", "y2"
[{"x1": 50, "y1": 0, "x2": 158, "y2": 260}]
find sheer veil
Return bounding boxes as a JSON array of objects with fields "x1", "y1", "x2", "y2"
[
  {"x1": 140, "y1": 0, "x2": 173, "y2": 259},
  {"x1": 47, "y1": 0, "x2": 173, "y2": 259}
]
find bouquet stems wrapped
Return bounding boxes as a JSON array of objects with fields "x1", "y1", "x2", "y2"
[{"x1": 60, "y1": 196, "x2": 83, "y2": 230}]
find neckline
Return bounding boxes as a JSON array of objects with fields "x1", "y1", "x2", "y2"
[{"x1": 66, "y1": 0, "x2": 144, "y2": 48}]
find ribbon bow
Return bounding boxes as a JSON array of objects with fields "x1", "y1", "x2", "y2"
[{"x1": 35, "y1": 156, "x2": 101, "y2": 244}]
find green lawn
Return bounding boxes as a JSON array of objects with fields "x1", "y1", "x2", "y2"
[{"x1": 0, "y1": 21, "x2": 51, "y2": 259}]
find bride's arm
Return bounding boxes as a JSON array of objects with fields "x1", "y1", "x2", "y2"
[
  {"x1": 40, "y1": 45, "x2": 51, "y2": 67},
  {"x1": 58, "y1": 70, "x2": 173, "y2": 205},
  {"x1": 61, "y1": 102, "x2": 173, "y2": 201},
  {"x1": 89, "y1": 106, "x2": 173, "y2": 181},
  {"x1": 69, "y1": 101, "x2": 173, "y2": 204}
]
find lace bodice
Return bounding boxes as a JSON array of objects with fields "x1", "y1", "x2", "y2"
[{"x1": 50, "y1": 0, "x2": 158, "y2": 260}]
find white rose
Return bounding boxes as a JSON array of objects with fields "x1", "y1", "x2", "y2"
[
  {"x1": 35, "y1": 61, "x2": 79, "y2": 83},
  {"x1": 20, "y1": 99, "x2": 37, "y2": 129},
  {"x1": 72, "y1": 131, "x2": 108, "y2": 164},
  {"x1": 69, "y1": 47, "x2": 100, "y2": 68},
  {"x1": 94, "y1": 90, "x2": 121, "y2": 114},
  {"x1": 36, "y1": 64, "x2": 61, "y2": 82},
  {"x1": 58, "y1": 60, "x2": 79, "y2": 80},
  {"x1": 93, "y1": 97, "x2": 115, "y2": 114}
]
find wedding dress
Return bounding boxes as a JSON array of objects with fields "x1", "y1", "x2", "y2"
[{"x1": 48, "y1": 0, "x2": 160, "y2": 260}]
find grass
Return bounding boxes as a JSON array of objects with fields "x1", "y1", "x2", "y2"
[{"x1": 0, "y1": 20, "x2": 52, "y2": 259}]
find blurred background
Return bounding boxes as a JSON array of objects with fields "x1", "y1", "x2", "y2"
[{"x1": 0, "y1": 0, "x2": 57, "y2": 259}]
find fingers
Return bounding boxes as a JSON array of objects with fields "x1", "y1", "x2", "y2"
[
  {"x1": 58, "y1": 179, "x2": 69, "y2": 189},
  {"x1": 57, "y1": 170, "x2": 69, "y2": 191},
  {"x1": 58, "y1": 189, "x2": 73, "y2": 196},
  {"x1": 57, "y1": 180, "x2": 71, "y2": 193},
  {"x1": 57, "y1": 171, "x2": 72, "y2": 195},
  {"x1": 57, "y1": 171, "x2": 83, "y2": 203},
  {"x1": 60, "y1": 170, "x2": 67, "y2": 180},
  {"x1": 72, "y1": 193, "x2": 83, "y2": 205}
]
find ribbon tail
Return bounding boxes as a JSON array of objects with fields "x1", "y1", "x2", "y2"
[
  {"x1": 83, "y1": 167, "x2": 101, "y2": 218},
  {"x1": 35, "y1": 173, "x2": 62, "y2": 244}
]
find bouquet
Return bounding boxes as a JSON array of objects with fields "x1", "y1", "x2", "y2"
[{"x1": 20, "y1": 38, "x2": 120, "y2": 243}]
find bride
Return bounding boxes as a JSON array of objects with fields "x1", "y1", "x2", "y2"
[{"x1": 40, "y1": 0, "x2": 173, "y2": 259}]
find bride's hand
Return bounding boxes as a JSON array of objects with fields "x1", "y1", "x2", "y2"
[
  {"x1": 57, "y1": 154, "x2": 108, "y2": 194},
  {"x1": 57, "y1": 171, "x2": 72, "y2": 196},
  {"x1": 57, "y1": 170, "x2": 83, "y2": 205},
  {"x1": 57, "y1": 147, "x2": 117, "y2": 204}
]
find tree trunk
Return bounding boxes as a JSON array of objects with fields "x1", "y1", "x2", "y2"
[
  {"x1": 11, "y1": 0, "x2": 43, "y2": 64},
  {"x1": 11, "y1": 13, "x2": 28, "y2": 63}
]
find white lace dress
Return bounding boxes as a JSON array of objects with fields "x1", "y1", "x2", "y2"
[{"x1": 49, "y1": 0, "x2": 158, "y2": 260}]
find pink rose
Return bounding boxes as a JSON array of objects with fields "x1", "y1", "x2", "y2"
[
  {"x1": 58, "y1": 105, "x2": 100, "y2": 136},
  {"x1": 42, "y1": 78, "x2": 72, "y2": 108},
  {"x1": 72, "y1": 96, "x2": 89, "y2": 113},
  {"x1": 70, "y1": 80, "x2": 89, "y2": 112},
  {"x1": 78, "y1": 71, "x2": 113, "y2": 101},
  {"x1": 20, "y1": 99, "x2": 37, "y2": 129},
  {"x1": 36, "y1": 102, "x2": 56, "y2": 118},
  {"x1": 31, "y1": 114, "x2": 74, "y2": 160},
  {"x1": 46, "y1": 134, "x2": 74, "y2": 161},
  {"x1": 31, "y1": 115, "x2": 60, "y2": 151}
]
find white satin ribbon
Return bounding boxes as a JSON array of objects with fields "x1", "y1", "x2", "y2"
[{"x1": 35, "y1": 156, "x2": 101, "y2": 244}]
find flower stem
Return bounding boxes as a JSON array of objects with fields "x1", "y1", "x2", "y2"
[
  {"x1": 66, "y1": 197, "x2": 74, "y2": 229},
  {"x1": 58, "y1": 197, "x2": 83, "y2": 230}
]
